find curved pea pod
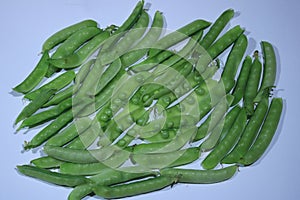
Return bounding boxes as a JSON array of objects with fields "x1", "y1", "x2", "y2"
[
  {"x1": 120, "y1": 10, "x2": 164, "y2": 67},
  {"x1": 31, "y1": 156, "x2": 64, "y2": 169},
  {"x1": 207, "y1": 25, "x2": 245, "y2": 60},
  {"x1": 254, "y1": 41, "x2": 277, "y2": 102},
  {"x1": 193, "y1": 94, "x2": 234, "y2": 141},
  {"x1": 200, "y1": 9, "x2": 235, "y2": 50},
  {"x1": 101, "y1": 0, "x2": 144, "y2": 51},
  {"x1": 131, "y1": 147, "x2": 200, "y2": 169},
  {"x1": 244, "y1": 55, "x2": 262, "y2": 116},
  {"x1": 201, "y1": 109, "x2": 247, "y2": 169},
  {"x1": 49, "y1": 31, "x2": 110, "y2": 69},
  {"x1": 17, "y1": 165, "x2": 89, "y2": 187},
  {"x1": 42, "y1": 19, "x2": 98, "y2": 53},
  {"x1": 13, "y1": 51, "x2": 49, "y2": 94},
  {"x1": 17, "y1": 98, "x2": 72, "y2": 130},
  {"x1": 24, "y1": 70, "x2": 75, "y2": 100},
  {"x1": 14, "y1": 88, "x2": 56, "y2": 125},
  {"x1": 221, "y1": 34, "x2": 248, "y2": 92},
  {"x1": 43, "y1": 145, "x2": 117, "y2": 164},
  {"x1": 222, "y1": 98, "x2": 269, "y2": 164},
  {"x1": 24, "y1": 109, "x2": 74, "y2": 150},
  {"x1": 199, "y1": 106, "x2": 240, "y2": 152},
  {"x1": 148, "y1": 19, "x2": 211, "y2": 57},
  {"x1": 231, "y1": 55, "x2": 252, "y2": 105},
  {"x1": 239, "y1": 98, "x2": 283, "y2": 166},
  {"x1": 160, "y1": 165, "x2": 238, "y2": 184},
  {"x1": 92, "y1": 176, "x2": 175, "y2": 199}
]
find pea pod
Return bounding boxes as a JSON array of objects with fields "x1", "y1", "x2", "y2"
[
  {"x1": 201, "y1": 109, "x2": 247, "y2": 169},
  {"x1": 24, "y1": 70, "x2": 75, "y2": 100},
  {"x1": 222, "y1": 98, "x2": 269, "y2": 164},
  {"x1": 49, "y1": 31, "x2": 110, "y2": 69},
  {"x1": 92, "y1": 176, "x2": 175, "y2": 199},
  {"x1": 17, "y1": 165, "x2": 89, "y2": 187},
  {"x1": 240, "y1": 98, "x2": 283, "y2": 166},
  {"x1": 231, "y1": 55, "x2": 252, "y2": 105},
  {"x1": 15, "y1": 88, "x2": 56, "y2": 125},
  {"x1": 42, "y1": 19, "x2": 98, "y2": 52},
  {"x1": 13, "y1": 52, "x2": 49, "y2": 94},
  {"x1": 160, "y1": 165, "x2": 238, "y2": 184},
  {"x1": 254, "y1": 41, "x2": 277, "y2": 102}
]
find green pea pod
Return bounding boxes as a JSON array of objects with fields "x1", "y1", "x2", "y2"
[
  {"x1": 200, "y1": 9, "x2": 235, "y2": 49},
  {"x1": 15, "y1": 88, "x2": 56, "y2": 125},
  {"x1": 201, "y1": 108, "x2": 247, "y2": 169},
  {"x1": 161, "y1": 165, "x2": 238, "y2": 184},
  {"x1": 42, "y1": 19, "x2": 98, "y2": 52},
  {"x1": 222, "y1": 97, "x2": 269, "y2": 164},
  {"x1": 13, "y1": 51, "x2": 49, "y2": 94},
  {"x1": 17, "y1": 165, "x2": 89, "y2": 187},
  {"x1": 254, "y1": 41, "x2": 277, "y2": 102},
  {"x1": 49, "y1": 31, "x2": 110, "y2": 69},
  {"x1": 92, "y1": 176, "x2": 175, "y2": 199},
  {"x1": 240, "y1": 98, "x2": 283, "y2": 166},
  {"x1": 24, "y1": 70, "x2": 75, "y2": 100}
]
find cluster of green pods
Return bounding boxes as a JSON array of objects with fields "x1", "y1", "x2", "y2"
[{"x1": 13, "y1": 1, "x2": 283, "y2": 199}]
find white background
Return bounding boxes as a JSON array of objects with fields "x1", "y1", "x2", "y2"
[{"x1": 1, "y1": 0, "x2": 300, "y2": 199}]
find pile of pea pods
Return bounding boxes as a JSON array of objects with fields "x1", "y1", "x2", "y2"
[{"x1": 13, "y1": 1, "x2": 283, "y2": 199}]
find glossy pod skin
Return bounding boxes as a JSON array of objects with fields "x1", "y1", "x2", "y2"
[
  {"x1": 15, "y1": 88, "x2": 56, "y2": 125},
  {"x1": 199, "y1": 105, "x2": 241, "y2": 151},
  {"x1": 13, "y1": 52, "x2": 49, "y2": 94},
  {"x1": 221, "y1": 34, "x2": 248, "y2": 92},
  {"x1": 17, "y1": 98, "x2": 72, "y2": 130},
  {"x1": 231, "y1": 56, "x2": 252, "y2": 105},
  {"x1": 92, "y1": 176, "x2": 175, "y2": 199},
  {"x1": 24, "y1": 109, "x2": 73, "y2": 150},
  {"x1": 239, "y1": 98, "x2": 283, "y2": 166},
  {"x1": 254, "y1": 41, "x2": 277, "y2": 102},
  {"x1": 42, "y1": 19, "x2": 98, "y2": 52},
  {"x1": 160, "y1": 165, "x2": 238, "y2": 184},
  {"x1": 17, "y1": 165, "x2": 89, "y2": 187},
  {"x1": 200, "y1": 9, "x2": 235, "y2": 49},
  {"x1": 49, "y1": 31, "x2": 110, "y2": 69},
  {"x1": 148, "y1": 19, "x2": 211, "y2": 57},
  {"x1": 207, "y1": 25, "x2": 244, "y2": 60},
  {"x1": 222, "y1": 97, "x2": 269, "y2": 164},
  {"x1": 201, "y1": 109, "x2": 247, "y2": 169},
  {"x1": 244, "y1": 54, "x2": 262, "y2": 116},
  {"x1": 24, "y1": 70, "x2": 75, "y2": 100}
]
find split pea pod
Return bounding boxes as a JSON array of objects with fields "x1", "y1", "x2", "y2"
[
  {"x1": 240, "y1": 98, "x2": 283, "y2": 166},
  {"x1": 13, "y1": 51, "x2": 49, "y2": 94}
]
